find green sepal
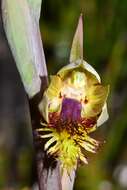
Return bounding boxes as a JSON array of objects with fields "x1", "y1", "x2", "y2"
[{"x1": 70, "y1": 15, "x2": 83, "y2": 63}]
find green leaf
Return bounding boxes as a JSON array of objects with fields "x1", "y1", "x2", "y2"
[
  {"x1": 2, "y1": 0, "x2": 47, "y2": 98},
  {"x1": 70, "y1": 14, "x2": 83, "y2": 63}
]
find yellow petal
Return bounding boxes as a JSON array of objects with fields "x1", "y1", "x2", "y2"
[
  {"x1": 85, "y1": 70, "x2": 99, "y2": 87},
  {"x1": 39, "y1": 75, "x2": 62, "y2": 122},
  {"x1": 39, "y1": 94, "x2": 49, "y2": 122},
  {"x1": 58, "y1": 61, "x2": 82, "y2": 79},
  {"x1": 82, "y1": 84, "x2": 109, "y2": 118},
  {"x1": 48, "y1": 97, "x2": 62, "y2": 113},
  {"x1": 47, "y1": 75, "x2": 62, "y2": 98},
  {"x1": 83, "y1": 61, "x2": 101, "y2": 82},
  {"x1": 58, "y1": 60, "x2": 100, "y2": 84}
]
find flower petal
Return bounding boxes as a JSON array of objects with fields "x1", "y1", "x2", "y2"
[
  {"x1": 83, "y1": 61, "x2": 101, "y2": 82},
  {"x1": 58, "y1": 59, "x2": 100, "y2": 83},
  {"x1": 39, "y1": 93, "x2": 49, "y2": 122},
  {"x1": 47, "y1": 75, "x2": 62, "y2": 98},
  {"x1": 39, "y1": 75, "x2": 62, "y2": 122},
  {"x1": 57, "y1": 60, "x2": 82, "y2": 79},
  {"x1": 97, "y1": 103, "x2": 109, "y2": 127},
  {"x1": 48, "y1": 97, "x2": 62, "y2": 113},
  {"x1": 82, "y1": 84, "x2": 109, "y2": 118}
]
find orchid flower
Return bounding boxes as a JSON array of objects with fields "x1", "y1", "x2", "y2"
[{"x1": 38, "y1": 15, "x2": 109, "y2": 173}]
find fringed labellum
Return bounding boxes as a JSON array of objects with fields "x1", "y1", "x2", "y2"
[{"x1": 38, "y1": 15, "x2": 109, "y2": 173}]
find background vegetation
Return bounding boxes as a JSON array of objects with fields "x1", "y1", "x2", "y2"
[{"x1": 0, "y1": 0, "x2": 127, "y2": 189}]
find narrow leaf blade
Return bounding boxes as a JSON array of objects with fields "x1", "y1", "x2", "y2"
[
  {"x1": 2, "y1": 0, "x2": 47, "y2": 98},
  {"x1": 27, "y1": 0, "x2": 42, "y2": 21}
]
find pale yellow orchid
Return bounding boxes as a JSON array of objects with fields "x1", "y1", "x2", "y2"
[{"x1": 38, "y1": 15, "x2": 109, "y2": 173}]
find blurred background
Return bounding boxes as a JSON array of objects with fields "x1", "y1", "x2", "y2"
[{"x1": 0, "y1": 0, "x2": 127, "y2": 189}]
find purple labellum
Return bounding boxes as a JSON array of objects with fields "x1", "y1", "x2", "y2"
[{"x1": 60, "y1": 98, "x2": 82, "y2": 122}]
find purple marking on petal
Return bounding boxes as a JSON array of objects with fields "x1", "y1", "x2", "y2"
[{"x1": 60, "y1": 98, "x2": 82, "y2": 121}]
